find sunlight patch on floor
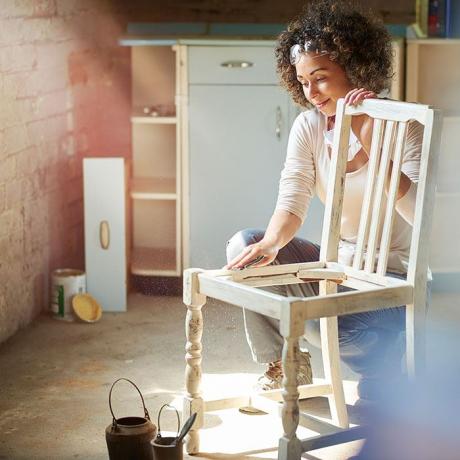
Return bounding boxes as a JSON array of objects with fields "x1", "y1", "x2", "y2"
[{"x1": 163, "y1": 372, "x2": 361, "y2": 459}]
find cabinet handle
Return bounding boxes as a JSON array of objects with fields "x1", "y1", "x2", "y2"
[
  {"x1": 99, "y1": 220, "x2": 110, "y2": 250},
  {"x1": 220, "y1": 60, "x2": 253, "y2": 69},
  {"x1": 276, "y1": 106, "x2": 282, "y2": 140}
]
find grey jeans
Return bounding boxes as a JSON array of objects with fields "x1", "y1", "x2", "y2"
[{"x1": 226, "y1": 228, "x2": 415, "y2": 386}]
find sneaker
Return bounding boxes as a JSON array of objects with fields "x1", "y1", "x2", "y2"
[
  {"x1": 298, "y1": 350, "x2": 313, "y2": 386},
  {"x1": 256, "y1": 360, "x2": 283, "y2": 390},
  {"x1": 256, "y1": 351, "x2": 313, "y2": 391}
]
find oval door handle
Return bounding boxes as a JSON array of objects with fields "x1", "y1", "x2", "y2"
[
  {"x1": 220, "y1": 60, "x2": 253, "y2": 69},
  {"x1": 99, "y1": 220, "x2": 110, "y2": 250}
]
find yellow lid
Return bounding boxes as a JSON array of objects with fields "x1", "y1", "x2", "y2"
[{"x1": 72, "y1": 294, "x2": 102, "y2": 323}]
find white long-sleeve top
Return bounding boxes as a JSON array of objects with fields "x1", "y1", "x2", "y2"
[{"x1": 275, "y1": 109, "x2": 423, "y2": 274}]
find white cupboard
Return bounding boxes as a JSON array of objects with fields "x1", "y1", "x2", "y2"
[
  {"x1": 83, "y1": 158, "x2": 128, "y2": 311},
  {"x1": 185, "y1": 44, "x2": 324, "y2": 268}
]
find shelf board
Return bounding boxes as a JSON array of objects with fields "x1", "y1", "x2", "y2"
[
  {"x1": 131, "y1": 177, "x2": 177, "y2": 200},
  {"x1": 131, "y1": 247, "x2": 179, "y2": 276},
  {"x1": 131, "y1": 116, "x2": 177, "y2": 124}
]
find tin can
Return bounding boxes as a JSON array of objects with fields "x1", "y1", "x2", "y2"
[{"x1": 50, "y1": 269, "x2": 86, "y2": 321}]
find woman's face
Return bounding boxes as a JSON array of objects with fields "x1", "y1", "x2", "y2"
[{"x1": 295, "y1": 53, "x2": 354, "y2": 117}]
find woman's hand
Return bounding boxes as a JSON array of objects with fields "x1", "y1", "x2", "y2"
[
  {"x1": 344, "y1": 88, "x2": 377, "y2": 106},
  {"x1": 224, "y1": 240, "x2": 279, "y2": 270}
]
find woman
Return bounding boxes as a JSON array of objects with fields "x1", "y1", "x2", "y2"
[{"x1": 225, "y1": 1, "x2": 423, "y2": 400}]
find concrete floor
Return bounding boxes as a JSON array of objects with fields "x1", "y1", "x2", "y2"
[{"x1": 0, "y1": 290, "x2": 458, "y2": 460}]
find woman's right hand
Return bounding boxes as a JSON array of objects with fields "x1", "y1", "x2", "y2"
[{"x1": 224, "y1": 240, "x2": 279, "y2": 270}]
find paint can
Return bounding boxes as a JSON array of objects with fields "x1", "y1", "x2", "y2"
[{"x1": 50, "y1": 269, "x2": 86, "y2": 321}]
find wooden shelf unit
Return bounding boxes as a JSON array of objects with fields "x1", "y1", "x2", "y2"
[{"x1": 129, "y1": 45, "x2": 183, "y2": 277}]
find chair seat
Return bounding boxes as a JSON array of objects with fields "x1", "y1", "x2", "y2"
[{"x1": 196, "y1": 264, "x2": 413, "y2": 322}]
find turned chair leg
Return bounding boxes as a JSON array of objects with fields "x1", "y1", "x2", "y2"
[
  {"x1": 183, "y1": 269, "x2": 206, "y2": 454},
  {"x1": 279, "y1": 335, "x2": 302, "y2": 460},
  {"x1": 278, "y1": 300, "x2": 304, "y2": 460}
]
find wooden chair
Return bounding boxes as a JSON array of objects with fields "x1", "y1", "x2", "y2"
[{"x1": 183, "y1": 98, "x2": 442, "y2": 459}]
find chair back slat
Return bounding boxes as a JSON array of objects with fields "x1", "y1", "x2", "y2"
[
  {"x1": 376, "y1": 121, "x2": 408, "y2": 276},
  {"x1": 320, "y1": 101, "x2": 351, "y2": 262},
  {"x1": 364, "y1": 120, "x2": 396, "y2": 273},
  {"x1": 353, "y1": 118, "x2": 385, "y2": 271}
]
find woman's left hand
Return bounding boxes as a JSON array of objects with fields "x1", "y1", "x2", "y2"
[{"x1": 344, "y1": 88, "x2": 377, "y2": 106}]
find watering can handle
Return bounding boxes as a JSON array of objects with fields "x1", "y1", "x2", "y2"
[
  {"x1": 157, "y1": 403, "x2": 180, "y2": 438},
  {"x1": 109, "y1": 378, "x2": 150, "y2": 427}
]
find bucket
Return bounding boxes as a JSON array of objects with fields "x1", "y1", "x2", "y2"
[
  {"x1": 151, "y1": 404, "x2": 183, "y2": 460},
  {"x1": 105, "y1": 378, "x2": 157, "y2": 460},
  {"x1": 50, "y1": 269, "x2": 86, "y2": 321}
]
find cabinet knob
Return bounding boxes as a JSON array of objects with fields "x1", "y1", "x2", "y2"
[
  {"x1": 220, "y1": 60, "x2": 254, "y2": 69},
  {"x1": 99, "y1": 220, "x2": 110, "y2": 250}
]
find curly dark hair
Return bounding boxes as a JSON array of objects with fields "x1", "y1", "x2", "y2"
[{"x1": 275, "y1": 0, "x2": 393, "y2": 107}]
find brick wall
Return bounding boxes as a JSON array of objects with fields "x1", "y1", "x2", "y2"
[{"x1": 0, "y1": 0, "x2": 131, "y2": 343}]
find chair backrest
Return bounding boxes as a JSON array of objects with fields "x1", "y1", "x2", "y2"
[{"x1": 320, "y1": 98, "x2": 442, "y2": 287}]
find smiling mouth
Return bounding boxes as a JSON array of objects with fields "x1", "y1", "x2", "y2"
[{"x1": 315, "y1": 99, "x2": 329, "y2": 108}]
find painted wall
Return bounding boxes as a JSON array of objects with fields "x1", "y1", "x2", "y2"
[{"x1": 0, "y1": 0, "x2": 131, "y2": 343}]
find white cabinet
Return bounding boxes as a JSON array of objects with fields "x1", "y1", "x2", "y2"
[
  {"x1": 83, "y1": 158, "x2": 127, "y2": 311},
  {"x1": 185, "y1": 44, "x2": 323, "y2": 269},
  {"x1": 406, "y1": 39, "x2": 460, "y2": 276}
]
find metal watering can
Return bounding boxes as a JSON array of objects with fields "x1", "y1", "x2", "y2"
[{"x1": 105, "y1": 378, "x2": 157, "y2": 460}]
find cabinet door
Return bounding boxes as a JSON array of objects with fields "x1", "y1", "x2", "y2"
[
  {"x1": 83, "y1": 158, "x2": 127, "y2": 311},
  {"x1": 189, "y1": 85, "x2": 322, "y2": 268}
]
